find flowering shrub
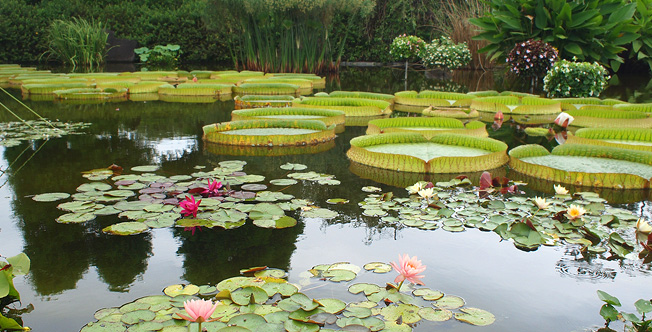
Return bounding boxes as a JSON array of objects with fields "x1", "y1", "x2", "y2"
[
  {"x1": 389, "y1": 34, "x2": 426, "y2": 61},
  {"x1": 543, "y1": 60, "x2": 610, "y2": 98},
  {"x1": 506, "y1": 39, "x2": 558, "y2": 77},
  {"x1": 419, "y1": 36, "x2": 471, "y2": 70}
]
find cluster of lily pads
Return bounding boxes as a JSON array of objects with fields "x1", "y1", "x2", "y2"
[
  {"x1": 81, "y1": 264, "x2": 494, "y2": 332},
  {"x1": 357, "y1": 176, "x2": 642, "y2": 257},
  {"x1": 32, "y1": 161, "x2": 342, "y2": 235},
  {"x1": 0, "y1": 120, "x2": 90, "y2": 147}
]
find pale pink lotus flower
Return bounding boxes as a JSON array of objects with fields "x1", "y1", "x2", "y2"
[
  {"x1": 177, "y1": 299, "x2": 219, "y2": 331},
  {"x1": 390, "y1": 254, "x2": 426, "y2": 288},
  {"x1": 554, "y1": 112, "x2": 574, "y2": 128},
  {"x1": 180, "y1": 195, "x2": 202, "y2": 218}
]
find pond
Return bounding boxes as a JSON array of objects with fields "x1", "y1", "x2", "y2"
[{"x1": 1, "y1": 66, "x2": 652, "y2": 332}]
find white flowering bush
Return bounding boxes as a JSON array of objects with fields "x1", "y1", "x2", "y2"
[
  {"x1": 543, "y1": 60, "x2": 610, "y2": 98},
  {"x1": 419, "y1": 36, "x2": 471, "y2": 70},
  {"x1": 389, "y1": 34, "x2": 426, "y2": 61}
]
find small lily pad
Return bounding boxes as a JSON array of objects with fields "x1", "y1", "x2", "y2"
[
  {"x1": 253, "y1": 216, "x2": 297, "y2": 229},
  {"x1": 434, "y1": 295, "x2": 465, "y2": 309},
  {"x1": 301, "y1": 208, "x2": 337, "y2": 219},
  {"x1": 413, "y1": 288, "x2": 444, "y2": 301},
  {"x1": 418, "y1": 307, "x2": 452, "y2": 321},
  {"x1": 164, "y1": 284, "x2": 200, "y2": 297},
  {"x1": 103, "y1": 222, "x2": 149, "y2": 235},
  {"x1": 57, "y1": 212, "x2": 96, "y2": 223},
  {"x1": 362, "y1": 186, "x2": 382, "y2": 193},
  {"x1": 363, "y1": 262, "x2": 392, "y2": 273},
  {"x1": 269, "y1": 179, "x2": 298, "y2": 186},
  {"x1": 131, "y1": 165, "x2": 160, "y2": 172},
  {"x1": 454, "y1": 307, "x2": 495, "y2": 326},
  {"x1": 32, "y1": 192, "x2": 71, "y2": 202},
  {"x1": 326, "y1": 198, "x2": 349, "y2": 205},
  {"x1": 280, "y1": 163, "x2": 308, "y2": 171}
]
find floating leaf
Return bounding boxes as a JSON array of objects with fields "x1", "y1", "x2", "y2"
[
  {"x1": 434, "y1": 296, "x2": 465, "y2": 309},
  {"x1": 301, "y1": 208, "x2": 337, "y2": 219},
  {"x1": 57, "y1": 212, "x2": 96, "y2": 223},
  {"x1": 362, "y1": 186, "x2": 382, "y2": 193},
  {"x1": 231, "y1": 286, "x2": 268, "y2": 305},
  {"x1": 380, "y1": 304, "x2": 421, "y2": 324},
  {"x1": 102, "y1": 222, "x2": 149, "y2": 235},
  {"x1": 269, "y1": 179, "x2": 298, "y2": 186},
  {"x1": 164, "y1": 284, "x2": 200, "y2": 297},
  {"x1": 326, "y1": 198, "x2": 349, "y2": 205},
  {"x1": 363, "y1": 262, "x2": 392, "y2": 274},
  {"x1": 418, "y1": 307, "x2": 452, "y2": 321},
  {"x1": 241, "y1": 184, "x2": 267, "y2": 191},
  {"x1": 253, "y1": 216, "x2": 297, "y2": 229},
  {"x1": 413, "y1": 289, "x2": 444, "y2": 301},
  {"x1": 32, "y1": 192, "x2": 71, "y2": 202},
  {"x1": 280, "y1": 163, "x2": 308, "y2": 171},
  {"x1": 454, "y1": 307, "x2": 495, "y2": 326},
  {"x1": 316, "y1": 298, "x2": 346, "y2": 314},
  {"x1": 131, "y1": 165, "x2": 160, "y2": 172}
]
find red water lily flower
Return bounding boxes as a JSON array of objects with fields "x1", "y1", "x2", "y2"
[{"x1": 180, "y1": 195, "x2": 201, "y2": 218}]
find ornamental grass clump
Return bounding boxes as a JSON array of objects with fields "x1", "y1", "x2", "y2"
[
  {"x1": 507, "y1": 39, "x2": 559, "y2": 77},
  {"x1": 43, "y1": 18, "x2": 109, "y2": 71},
  {"x1": 419, "y1": 36, "x2": 472, "y2": 70},
  {"x1": 543, "y1": 60, "x2": 609, "y2": 98}
]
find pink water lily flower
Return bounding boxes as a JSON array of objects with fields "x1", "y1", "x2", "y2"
[
  {"x1": 202, "y1": 179, "x2": 223, "y2": 196},
  {"x1": 180, "y1": 195, "x2": 201, "y2": 218},
  {"x1": 390, "y1": 254, "x2": 426, "y2": 287},
  {"x1": 177, "y1": 299, "x2": 219, "y2": 331}
]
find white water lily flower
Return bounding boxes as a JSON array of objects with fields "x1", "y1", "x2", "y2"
[
  {"x1": 554, "y1": 112, "x2": 574, "y2": 128},
  {"x1": 533, "y1": 196, "x2": 550, "y2": 209},
  {"x1": 418, "y1": 188, "x2": 435, "y2": 201},
  {"x1": 554, "y1": 184, "x2": 569, "y2": 195},
  {"x1": 567, "y1": 204, "x2": 586, "y2": 220},
  {"x1": 637, "y1": 219, "x2": 652, "y2": 234},
  {"x1": 406, "y1": 182, "x2": 425, "y2": 195}
]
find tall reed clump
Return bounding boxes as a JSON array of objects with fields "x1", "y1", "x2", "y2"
[
  {"x1": 206, "y1": 0, "x2": 375, "y2": 74},
  {"x1": 433, "y1": 0, "x2": 490, "y2": 70},
  {"x1": 43, "y1": 18, "x2": 109, "y2": 71}
]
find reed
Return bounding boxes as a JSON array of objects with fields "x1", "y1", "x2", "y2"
[
  {"x1": 433, "y1": 0, "x2": 491, "y2": 70},
  {"x1": 43, "y1": 18, "x2": 109, "y2": 71}
]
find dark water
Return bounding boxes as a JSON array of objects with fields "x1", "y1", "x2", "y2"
[{"x1": 1, "y1": 66, "x2": 652, "y2": 332}]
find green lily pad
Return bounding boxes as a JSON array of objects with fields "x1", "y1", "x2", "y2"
[
  {"x1": 363, "y1": 262, "x2": 392, "y2": 273},
  {"x1": 343, "y1": 306, "x2": 372, "y2": 319},
  {"x1": 380, "y1": 304, "x2": 421, "y2": 324},
  {"x1": 284, "y1": 319, "x2": 319, "y2": 332},
  {"x1": 262, "y1": 283, "x2": 298, "y2": 297},
  {"x1": 57, "y1": 212, "x2": 96, "y2": 223},
  {"x1": 121, "y1": 310, "x2": 156, "y2": 324},
  {"x1": 131, "y1": 165, "x2": 160, "y2": 172},
  {"x1": 77, "y1": 182, "x2": 113, "y2": 192},
  {"x1": 231, "y1": 286, "x2": 268, "y2": 305},
  {"x1": 127, "y1": 321, "x2": 165, "y2": 332},
  {"x1": 322, "y1": 269, "x2": 357, "y2": 282},
  {"x1": 348, "y1": 283, "x2": 381, "y2": 296},
  {"x1": 336, "y1": 316, "x2": 385, "y2": 331},
  {"x1": 256, "y1": 191, "x2": 294, "y2": 202},
  {"x1": 58, "y1": 200, "x2": 96, "y2": 212},
  {"x1": 164, "y1": 284, "x2": 200, "y2": 297},
  {"x1": 253, "y1": 216, "x2": 297, "y2": 229},
  {"x1": 228, "y1": 313, "x2": 267, "y2": 330},
  {"x1": 413, "y1": 288, "x2": 444, "y2": 301},
  {"x1": 326, "y1": 198, "x2": 349, "y2": 205},
  {"x1": 32, "y1": 192, "x2": 71, "y2": 202},
  {"x1": 454, "y1": 307, "x2": 495, "y2": 326},
  {"x1": 434, "y1": 295, "x2": 465, "y2": 310},
  {"x1": 81, "y1": 322, "x2": 127, "y2": 332},
  {"x1": 280, "y1": 163, "x2": 308, "y2": 171},
  {"x1": 269, "y1": 179, "x2": 298, "y2": 186},
  {"x1": 315, "y1": 298, "x2": 346, "y2": 314},
  {"x1": 361, "y1": 186, "x2": 382, "y2": 193},
  {"x1": 418, "y1": 307, "x2": 452, "y2": 321},
  {"x1": 103, "y1": 222, "x2": 149, "y2": 235},
  {"x1": 289, "y1": 293, "x2": 320, "y2": 311}
]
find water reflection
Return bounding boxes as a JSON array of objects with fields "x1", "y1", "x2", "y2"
[{"x1": 556, "y1": 247, "x2": 618, "y2": 281}]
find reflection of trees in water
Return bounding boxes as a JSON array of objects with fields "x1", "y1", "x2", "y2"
[
  {"x1": 174, "y1": 222, "x2": 303, "y2": 285},
  {"x1": 91, "y1": 232, "x2": 152, "y2": 292}
]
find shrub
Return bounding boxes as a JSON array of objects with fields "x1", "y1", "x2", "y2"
[
  {"x1": 419, "y1": 36, "x2": 471, "y2": 70},
  {"x1": 543, "y1": 59, "x2": 610, "y2": 98},
  {"x1": 469, "y1": 0, "x2": 639, "y2": 71},
  {"x1": 389, "y1": 34, "x2": 426, "y2": 61},
  {"x1": 135, "y1": 44, "x2": 182, "y2": 69},
  {"x1": 506, "y1": 39, "x2": 559, "y2": 77}
]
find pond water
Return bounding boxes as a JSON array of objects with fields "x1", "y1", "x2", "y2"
[{"x1": 1, "y1": 66, "x2": 652, "y2": 332}]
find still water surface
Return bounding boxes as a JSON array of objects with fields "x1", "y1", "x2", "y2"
[{"x1": 1, "y1": 66, "x2": 652, "y2": 331}]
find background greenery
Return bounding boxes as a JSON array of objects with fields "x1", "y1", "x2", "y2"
[{"x1": 0, "y1": 0, "x2": 447, "y2": 66}]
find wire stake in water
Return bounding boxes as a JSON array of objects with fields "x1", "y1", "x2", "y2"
[{"x1": 1, "y1": 87, "x2": 56, "y2": 129}]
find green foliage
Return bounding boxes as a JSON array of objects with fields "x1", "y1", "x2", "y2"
[
  {"x1": 0, "y1": 253, "x2": 30, "y2": 331},
  {"x1": 597, "y1": 290, "x2": 652, "y2": 331},
  {"x1": 506, "y1": 39, "x2": 559, "y2": 77},
  {"x1": 134, "y1": 44, "x2": 182, "y2": 69},
  {"x1": 205, "y1": 0, "x2": 375, "y2": 73},
  {"x1": 419, "y1": 36, "x2": 472, "y2": 70},
  {"x1": 543, "y1": 60, "x2": 610, "y2": 98},
  {"x1": 630, "y1": 0, "x2": 652, "y2": 72},
  {"x1": 469, "y1": 0, "x2": 639, "y2": 70},
  {"x1": 389, "y1": 34, "x2": 426, "y2": 61},
  {"x1": 43, "y1": 17, "x2": 109, "y2": 70}
]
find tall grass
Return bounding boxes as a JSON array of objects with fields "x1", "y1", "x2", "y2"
[
  {"x1": 433, "y1": 0, "x2": 491, "y2": 70},
  {"x1": 44, "y1": 18, "x2": 109, "y2": 71}
]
